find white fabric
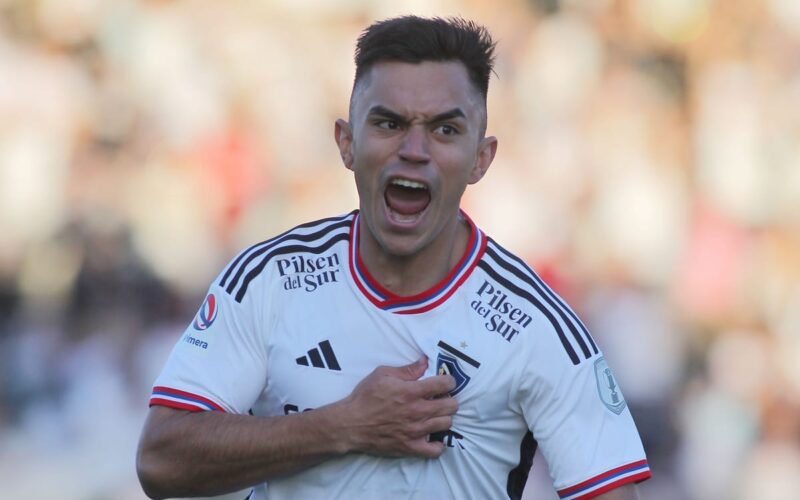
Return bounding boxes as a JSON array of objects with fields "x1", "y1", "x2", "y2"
[{"x1": 152, "y1": 211, "x2": 649, "y2": 499}]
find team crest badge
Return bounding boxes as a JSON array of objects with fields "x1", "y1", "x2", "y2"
[
  {"x1": 435, "y1": 340, "x2": 481, "y2": 397},
  {"x1": 594, "y1": 357, "x2": 626, "y2": 414},
  {"x1": 437, "y1": 353, "x2": 471, "y2": 396},
  {"x1": 192, "y1": 294, "x2": 219, "y2": 331}
]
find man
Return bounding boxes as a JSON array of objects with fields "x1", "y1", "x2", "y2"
[{"x1": 137, "y1": 16, "x2": 650, "y2": 500}]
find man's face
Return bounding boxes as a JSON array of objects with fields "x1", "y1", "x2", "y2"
[{"x1": 335, "y1": 60, "x2": 497, "y2": 258}]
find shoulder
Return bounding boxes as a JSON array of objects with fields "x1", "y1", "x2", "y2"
[
  {"x1": 474, "y1": 235, "x2": 599, "y2": 367},
  {"x1": 214, "y1": 212, "x2": 354, "y2": 304}
]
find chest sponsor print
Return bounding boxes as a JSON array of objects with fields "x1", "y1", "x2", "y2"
[
  {"x1": 471, "y1": 280, "x2": 532, "y2": 342},
  {"x1": 277, "y1": 253, "x2": 342, "y2": 293}
]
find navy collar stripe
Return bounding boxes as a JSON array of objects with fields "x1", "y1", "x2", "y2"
[{"x1": 348, "y1": 211, "x2": 485, "y2": 315}]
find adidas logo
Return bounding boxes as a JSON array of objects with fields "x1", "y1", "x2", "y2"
[{"x1": 296, "y1": 340, "x2": 341, "y2": 371}]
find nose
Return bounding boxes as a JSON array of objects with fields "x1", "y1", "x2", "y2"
[{"x1": 398, "y1": 125, "x2": 430, "y2": 164}]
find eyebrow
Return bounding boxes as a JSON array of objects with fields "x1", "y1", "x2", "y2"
[{"x1": 367, "y1": 105, "x2": 466, "y2": 125}]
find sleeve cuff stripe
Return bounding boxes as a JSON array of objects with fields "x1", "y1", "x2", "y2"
[
  {"x1": 558, "y1": 460, "x2": 650, "y2": 498},
  {"x1": 149, "y1": 398, "x2": 208, "y2": 412},
  {"x1": 560, "y1": 471, "x2": 651, "y2": 500},
  {"x1": 151, "y1": 386, "x2": 226, "y2": 412}
]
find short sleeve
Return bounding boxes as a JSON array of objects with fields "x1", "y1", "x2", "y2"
[
  {"x1": 515, "y1": 328, "x2": 651, "y2": 499},
  {"x1": 149, "y1": 267, "x2": 269, "y2": 414}
]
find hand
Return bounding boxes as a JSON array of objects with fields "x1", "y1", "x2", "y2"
[{"x1": 338, "y1": 357, "x2": 458, "y2": 458}]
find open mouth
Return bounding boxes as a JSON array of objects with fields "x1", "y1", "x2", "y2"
[{"x1": 384, "y1": 178, "x2": 431, "y2": 223}]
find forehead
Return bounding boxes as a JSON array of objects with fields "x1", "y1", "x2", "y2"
[{"x1": 353, "y1": 61, "x2": 483, "y2": 118}]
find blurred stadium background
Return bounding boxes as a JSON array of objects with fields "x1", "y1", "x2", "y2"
[{"x1": 1, "y1": 0, "x2": 799, "y2": 498}]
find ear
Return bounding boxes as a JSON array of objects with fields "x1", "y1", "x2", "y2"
[
  {"x1": 334, "y1": 119, "x2": 355, "y2": 171},
  {"x1": 468, "y1": 136, "x2": 498, "y2": 184}
]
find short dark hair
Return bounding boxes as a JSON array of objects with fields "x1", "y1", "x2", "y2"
[{"x1": 353, "y1": 16, "x2": 496, "y2": 100}]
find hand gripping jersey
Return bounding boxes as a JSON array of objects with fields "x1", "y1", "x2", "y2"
[{"x1": 151, "y1": 211, "x2": 651, "y2": 500}]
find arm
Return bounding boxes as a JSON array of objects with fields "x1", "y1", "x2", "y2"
[
  {"x1": 137, "y1": 358, "x2": 457, "y2": 499},
  {"x1": 137, "y1": 405, "x2": 340, "y2": 498},
  {"x1": 512, "y1": 303, "x2": 650, "y2": 499},
  {"x1": 594, "y1": 483, "x2": 641, "y2": 499}
]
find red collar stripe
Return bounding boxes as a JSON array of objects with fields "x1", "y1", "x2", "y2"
[{"x1": 348, "y1": 212, "x2": 486, "y2": 315}]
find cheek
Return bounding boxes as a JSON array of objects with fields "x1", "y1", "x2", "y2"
[
  {"x1": 352, "y1": 169, "x2": 371, "y2": 200},
  {"x1": 350, "y1": 162, "x2": 381, "y2": 207},
  {"x1": 352, "y1": 140, "x2": 396, "y2": 187},
  {"x1": 440, "y1": 173, "x2": 474, "y2": 206},
  {"x1": 360, "y1": 141, "x2": 395, "y2": 168},
  {"x1": 437, "y1": 151, "x2": 476, "y2": 188}
]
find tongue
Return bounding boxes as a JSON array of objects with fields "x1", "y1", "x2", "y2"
[{"x1": 385, "y1": 184, "x2": 431, "y2": 215}]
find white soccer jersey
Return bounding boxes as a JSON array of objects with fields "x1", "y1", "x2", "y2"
[{"x1": 151, "y1": 211, "x2": 651, "y2": 500}]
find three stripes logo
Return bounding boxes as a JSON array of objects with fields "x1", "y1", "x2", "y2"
[{"x1": 296, "y1": 340, "x2": 341, "y2": 371}]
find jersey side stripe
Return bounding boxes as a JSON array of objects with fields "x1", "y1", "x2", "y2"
[
  {"x1": 233, "y1": 232, "x2": 349, "y2": 302},
  {"x1": 225, "y1": 219, "x2": 351, "y2": 296},
  {"x1": 477, "y1": 259, "x2": 581, "y2": 365},
  {"x1": 485, "y1": 244, "x2": 596, "y2": 359},
  {"x1": 487, "y1": 239, "x2": 599, "y2": 355},
  {"x1": 506, "y1": 431, "x2": 537, "y2": 500},
  {"x1": 219, "y1": 212, "x2": 354, "y2": 289}
]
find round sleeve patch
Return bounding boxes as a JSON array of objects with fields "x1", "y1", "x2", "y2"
[
  {"x1": 192, "y1": 293, "x2": 219, "y2": 331},
  {"x1": 594, "y1": 357, "x2": 627, "y2": 414}
]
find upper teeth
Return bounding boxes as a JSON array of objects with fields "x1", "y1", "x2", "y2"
[{"x1": 392, "y1": 179, "x2": 427, "y2": 190}]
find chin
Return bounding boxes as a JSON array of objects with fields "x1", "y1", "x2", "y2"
[{"x1": 375, "y1": 232, "x2": 427, "y2": 258}]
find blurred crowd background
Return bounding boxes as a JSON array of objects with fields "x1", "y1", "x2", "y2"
[{"x1": 0, "y1": 0, "x2": 798, "y2": 498}]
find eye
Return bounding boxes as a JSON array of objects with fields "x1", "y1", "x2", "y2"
[
  {"x1": 434, "y1": 124, "x2": 458, "y2": 136},
  {"x1": 376, "y1": 120, "x2": 400, "y2": 130}
]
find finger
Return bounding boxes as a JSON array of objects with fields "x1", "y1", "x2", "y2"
[
  {"x1": 406, "y1": 437, "x2": 445, "y2": 458},
  {"x1": 402, "y1": 414, "x2": 454, "y2": 440},
  {"x1": 379, "y1": 357, "x2": 428, "y2": 381},
  {"x1": 418, "y1": 415, "x2": 453, "y2": 435},
  {"x1": 408, "y1": 397, "x2": 457, "y2": 421},
  {"x1": 413, "y1": 374, "x2": 456, "y2": 398},
  {"x1": 415, "y1": 397, "x2": 458, "y2": 418}
]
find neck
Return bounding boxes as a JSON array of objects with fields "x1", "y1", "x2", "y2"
[{"x1": 358, "y1": 213, "x2": 471, "y2": 297}]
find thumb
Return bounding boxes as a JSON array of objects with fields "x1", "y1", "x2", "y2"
[{"x1": 383, "y1": 356, "x2": 428, "y2": 381}]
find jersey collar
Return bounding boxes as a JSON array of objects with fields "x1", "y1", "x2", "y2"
[{"x1": 348, "y1": 210, "x2": 486, "y2": 314}]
